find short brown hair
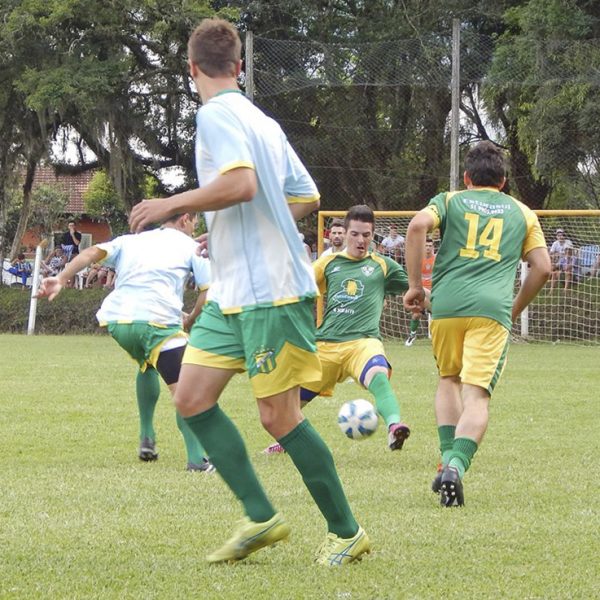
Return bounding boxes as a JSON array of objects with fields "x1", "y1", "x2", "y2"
[
  {"x1": 188, "y1": 18, "x2": 241, "y2": 78},
  {"x1": 344, "y1": 205, "x2": 375, "y2": 230},
  {"x1": 464, "y1": 141, "x2": 506, "y2": 187},
  {"x1": 329, "y1": 218, "x2": 346, "y2": 230}
]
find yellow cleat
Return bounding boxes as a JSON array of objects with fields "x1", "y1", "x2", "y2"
[
  {"x1": 206, "y1": 513, "x2": 290, "y2": 564},
  {"x1": 315, "y1": 526, "x2": 371, "y2": 566}
]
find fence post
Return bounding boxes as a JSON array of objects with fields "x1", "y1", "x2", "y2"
[
  {"x1": 245, "y1": 30, "x2": 254, "y2": 102},
  {"x1": 519, "y1": 260, "x2": 529, "y2": 339},
  {"x1": 450, "y1": 18, "x2": 461, "y2": 191},
  {"x1": 27, "y1": 242, "x2": 45, "y2": 335}
]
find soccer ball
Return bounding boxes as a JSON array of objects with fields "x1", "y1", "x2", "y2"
[{"x1": 337, "y1": 399, "x2": 379, "y2": 440}]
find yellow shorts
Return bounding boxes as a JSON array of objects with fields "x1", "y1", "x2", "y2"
[
  {"x1": 304, "y1": 338, "x2": 390, "y2": 395},
  {"x1": 431, "y1": 317, "x2": 510, "y2": 395},
  {"x1": 183, "y1": 300, "x2": 321, "y2": 399}
]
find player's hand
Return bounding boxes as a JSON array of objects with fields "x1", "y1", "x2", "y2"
[
  {"x1": 129, "y1": 198, "x2": 171, "y2": 233},
  {"x1": 35, "y1": 277, "x2": 63, "y2": 302},
  {"x1": 194, "y1": 232, "x2": 209, "y2": 258},
  {"x1": 403, "y1": 287, "x2": 425, "y2": 312}
]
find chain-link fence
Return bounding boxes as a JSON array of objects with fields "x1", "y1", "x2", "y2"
[{"x1": 246, "y1": 30, "x2": 600, "y2": 212}]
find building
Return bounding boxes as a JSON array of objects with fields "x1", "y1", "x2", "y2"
[{"x1": 20, "y1": 166, "x2": 112, "y2": 253}]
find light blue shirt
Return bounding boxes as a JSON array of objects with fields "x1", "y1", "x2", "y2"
[{"x1": 194, "y1": 91, "x2": 319, "y2": 313}]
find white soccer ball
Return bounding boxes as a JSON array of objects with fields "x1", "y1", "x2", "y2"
[{"x1": 337, "y1": 399, "x2": 379, "y2": 440}]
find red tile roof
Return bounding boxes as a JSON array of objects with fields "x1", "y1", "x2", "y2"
[{"x1": 33, "y1": 166, "x2": 95, "y2": 213}]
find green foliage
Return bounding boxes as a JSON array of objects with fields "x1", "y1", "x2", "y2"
[
  {"x1": 29, "y1": 183, "x2": 70, "y2": 239},
  {"x1": 83, "y1": 170, "x2": 129, "y2": 236},
  {"x1": 1, "y1": 337, "x2": 598, "y2": 598},
  {"x1": 0, "y1": 288, "x2": 200, "y2": 334}
]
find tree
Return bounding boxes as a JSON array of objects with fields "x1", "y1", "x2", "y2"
[{"x1": 83, "y1": 170, "x2": 128, "y2": 236}]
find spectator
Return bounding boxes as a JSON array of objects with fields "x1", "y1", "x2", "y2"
[
  {"x1": 549, "y1": 228, "x2": 574, "y2": 290},
  {"x1": 6, "y1": 253, "x2": 32, "y2": 288},
  {"x1": 593, "y1": 253, "x2": 600, "y2": 277},
  {"x1": 104, "y1": 268, "x2": 116, "y2": 289},
  {"x1": 379, "y1": 225, "x2": 404, "y2": 262},
  {"x1": 41, "y1": 247, "x2": 66, "y2": 277},
  {"x1": 321, "y1": 219, "x2": 346, "y2": 256},
  {"x1": 60, "y1": 221, "x2": 82, "y2": 262},
  {"x1": 85, "y1": 263, "x2": 110, "y2": 288}
]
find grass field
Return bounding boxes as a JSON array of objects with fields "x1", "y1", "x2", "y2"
[{"x1": 1, "y1": 335, "x2": 599, "y2": 599}]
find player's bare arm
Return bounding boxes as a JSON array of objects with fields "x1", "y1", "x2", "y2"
[
  {"x1": 129, "y1": 168, "x2": 257, "y2": 233},
  {"x1": 512, "y1": 247, "x2": 552, "y2": 322},
  {"x1": 403, "y1": 210, "x2": 434, "y2": 311},
  {"x1": 288, "y1": 199, "x2": 320, "y2": 221},
  {"x1": 36, "y1": 246, "x2": 106, "y2": 302}
]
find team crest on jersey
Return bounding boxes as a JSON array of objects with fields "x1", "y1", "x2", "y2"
[
  {"x1": 331, "y1": 278, "x2": 365, "y2": 306},
  {"x1": 253, "y1": 348, "x2": 276, "y2": 374},
  {"x1": 361, "y1": 265, "x2": 375, "y2": 277}
]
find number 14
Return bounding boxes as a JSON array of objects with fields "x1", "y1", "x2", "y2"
[{"x1": 459, "y1": 213, "x2": 503, "y2": 262}]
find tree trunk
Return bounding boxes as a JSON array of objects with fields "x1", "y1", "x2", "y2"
[{"x1": 9, "y1": 156, "x2": 38, "y2": 259}]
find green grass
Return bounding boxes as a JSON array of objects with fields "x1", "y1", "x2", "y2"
[{"x1": 1, "y1": 335, "x2": 599, "y2": 599}]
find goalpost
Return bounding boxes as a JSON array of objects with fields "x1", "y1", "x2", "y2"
[{"x1": 317, "y1": 210, "x2": 600, "y2": 345}]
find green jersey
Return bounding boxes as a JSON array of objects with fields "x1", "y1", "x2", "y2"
[
  {"x1": 314, "y1": 251, "x2": 408, "y2": 342},
  {"x1": 423, "y1": 188, "x2": 546, "y2": 330}
]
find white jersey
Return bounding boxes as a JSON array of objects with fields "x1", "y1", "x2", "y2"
[
  {"x1": 321, "y1": 246, "x2": 344, "y2": 257},
  {"x1": 194, "y1": 90, "x2": 319, "y2": 313},
  {"x1": 95, "y1": 228, "x2": 210, "y2": 326},
  {"x1": 550, "y1": 238, "x2": 573, "y2": 257}
]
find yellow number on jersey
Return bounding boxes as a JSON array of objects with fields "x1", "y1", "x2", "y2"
[{"x1": 459, "y1": 213, "x2": 503, "y2": 262}]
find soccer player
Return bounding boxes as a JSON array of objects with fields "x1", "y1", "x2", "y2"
[
  {"x1": 405, "y1": 238, "x2": 435, "y2": 346},
  {"x1": 128, "y1": 18, "x2": 370, "y2": 566},
  {"x1": 321, "y1": 218, "x2": 346, "y2": 256},
  {"x1": 265, "y1": 204, "x2": 413, "y2": 455},
  {"x1": 403, "y1": 141, "x2": 551, "y2": 507},
  {"x1": 36, "y1": 212, "x2": 213, "y2": 472}
]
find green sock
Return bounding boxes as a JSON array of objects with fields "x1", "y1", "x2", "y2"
[
  {"x1": 367, "y1": 372, "x2": 400, "y2": 427},
  {"x1": 279, "y1": 419, "x2": 358, "y2": 539},
  {"x1": 136, "y1": 368, "x2": 160, "y2": 441},
  {"x1": 176, "y1": 411, "x2": 206, "y2": 465},
  {"x1": 438, "y1": 425, "x2": 456, "y2": 466},
  {"x1": 448, "y1": 437, "x2": 478, "y2": 479},
  {"x1": 184, "y1": 404, "x2": 275, "y2": 523},
  {"x1": 410, "y1": 318, "x2": 419, "y2": 333}
]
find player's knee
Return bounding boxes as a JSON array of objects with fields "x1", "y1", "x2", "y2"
[{"x1": 359, "y1": 355, "x2": 391, "y2": 387}]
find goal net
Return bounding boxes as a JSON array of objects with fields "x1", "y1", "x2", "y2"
[{"x1": 317, "y1": 210, "x2": 600, "y2": 345}]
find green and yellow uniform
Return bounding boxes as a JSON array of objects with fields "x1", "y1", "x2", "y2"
[
  {"x1": 423, "y1": 188, "x2": 546, "y2": 392},
  {"x1": 305, "y1": 251, "x2": 408, "y2": 395}
]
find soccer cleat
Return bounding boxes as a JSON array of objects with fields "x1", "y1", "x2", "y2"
[
  {"x1": 440, "y1": 466, "x2": 464, "y2": 507},
  {"x1": 138, "y1": 437, "x2": 158, "y2": 462},
  {"x1": 315, "y1": 526, "x2": 371, "y2": 566},
  {"x1": 206, "y1": 513, "x2": 290, "y2": 564},
  {"x1": 262, "y1": 442, "x2": 286, "y2": 455},
  {"x1": 405, "y1": 331, "x2": 417, "y2": 347},
  {"x1": 431, "y1": 463, "x2": 443, "y2": 494},
  {"x1": 186, "y1": 458, "x2": 216, "y2": 473},
  {"x1": 388, "y1": 423, "x2": 411, "y2": 451}
]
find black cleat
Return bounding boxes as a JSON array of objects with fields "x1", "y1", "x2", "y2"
[
  {"x1": 186, "y1": 458, "x2": 216, "y2": 473},
  {"x1": 138, "y1": 437, "x2": 158, "y2": 462},
  {"x1": 431, "y1": 464, "x2": 443, "y2": 494},
  {"x1": 440, "y1": 466, "x2": 464, "y2": 507}
]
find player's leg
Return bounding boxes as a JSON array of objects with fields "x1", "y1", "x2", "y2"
[
  {"x1": 154, "y1": 340, "x2": 212, "y2": 472},
  {"x1": 429, "y1": 318, "x2": 464, "y2": 493},
  {"x1": 263, "y1": 342, "x2": 338, "y2": 455},
  {"x1": 348, "y1": 339, "x2": 410, "y2": 450},
  {"x1": 177, "y1": 302, "x2": 286, "y2": 562},
  {"x1": 248, "y1": 302, "x2": 370, "y2": 565},
  {"x1": 405, "y1": 311, "x2": 421, "y2": 346},
  {"x1": 441, "y1": 318, "x2": 509, "y2": 507},
  {"x1": 135, "y1": 368, "x2": 160, "y2": 461}
]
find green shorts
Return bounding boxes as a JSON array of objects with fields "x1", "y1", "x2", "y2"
[
  {"x1": 107, "y1": 322, "x2": 187, "y2": 371},
  {"x1": 183, "y1": 300, "x2": 322, "y2": 398}
]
